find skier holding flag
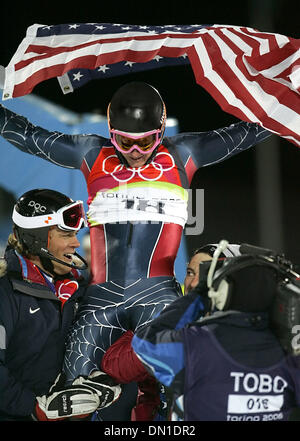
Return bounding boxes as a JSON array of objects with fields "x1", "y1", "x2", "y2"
[{"x1": 0, "y1": 79, "x2": 272, "y2": 419}]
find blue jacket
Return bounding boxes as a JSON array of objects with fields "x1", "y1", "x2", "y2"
[
  {"x1": 132, "y1": 290, "x2": 300, "y2": 421},
  {"x1": 0, "y1": 248, "x2": 85, "y2": 420}
]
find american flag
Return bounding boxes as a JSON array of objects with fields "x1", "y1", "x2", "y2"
[{"x1": 2, "y1": 23, "x2": 300, "y2": 146}]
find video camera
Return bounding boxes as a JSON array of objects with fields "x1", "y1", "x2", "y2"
[{"x1": 197, "y1": 241, "x2": 300, "y2": 356}]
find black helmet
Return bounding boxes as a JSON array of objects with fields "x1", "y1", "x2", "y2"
[
  {"x1": 12, "y1": 189, "x2": 87, "y2": 270},
  {"x1": 193, "y1": 243, "x2": 241, "y2": 259},
  {"x1": 108, "y1": 81, "x2": 166, "y2": 134}
]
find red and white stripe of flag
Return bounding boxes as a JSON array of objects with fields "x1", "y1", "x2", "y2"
[{"x1": 2, "y1": 23, "x2": 300, "y2": 147}]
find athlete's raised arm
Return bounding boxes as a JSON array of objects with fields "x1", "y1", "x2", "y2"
[
  {"x1": 169, "y1": 121, "x2": 272, "y2": 184},
  {"x1": 0, "y1": 104, "x2": 107, "y2": 170}
]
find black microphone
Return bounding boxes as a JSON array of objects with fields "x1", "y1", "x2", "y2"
[
  {"x1": 239, "y1": 243, "x2": 275, "y2": 257},
  {"x1": 40, "y1": 248, "x2": 88, "y2": 270}
]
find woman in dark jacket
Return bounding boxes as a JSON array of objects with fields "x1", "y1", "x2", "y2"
[{"x1": 0, "y1": 188, "x2": 121, "y2": 421}]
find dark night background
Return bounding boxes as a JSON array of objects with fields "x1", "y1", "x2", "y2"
[{"x1": 1, "y1": 0, "x2": 299, "y2": 264}]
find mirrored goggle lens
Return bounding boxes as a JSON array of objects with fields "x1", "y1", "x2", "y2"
[
  {"x1": 115, "y1": 134, "x2": 156, "y2": 151},
  {"x1": 62, "y1": 203, "x2": 85, "y2": 229}
]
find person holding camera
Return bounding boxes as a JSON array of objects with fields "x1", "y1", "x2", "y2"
[
  {"x1": 131, "y1": 240, "x2": 300, "y2": 421},
  {"x1": 184, "y1": 243, "x2": 241, "y2": 294}
]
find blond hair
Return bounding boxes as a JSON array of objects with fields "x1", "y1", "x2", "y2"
[{"x1": 8, "y1": 232, "x2": 31, "y2": 258}]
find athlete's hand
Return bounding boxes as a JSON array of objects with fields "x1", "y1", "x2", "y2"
[
  {"x1": 72, "y1": 370, "x2": 122, "y2": 409},
  {"x1": 34, "y1": 373, "x2": 100, "y2": 420}
]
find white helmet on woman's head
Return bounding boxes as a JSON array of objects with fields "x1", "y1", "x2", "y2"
[{"x1": 12, "y1": 188, "x2": 87, "y2": 271}]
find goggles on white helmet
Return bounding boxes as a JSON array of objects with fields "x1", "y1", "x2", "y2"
[{"x1": 13, "y1": 200, "x2": 87, "y2": 231}]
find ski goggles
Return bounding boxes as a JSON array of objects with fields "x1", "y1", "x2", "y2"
[
  {"x1": 12, "y1": 201, "x2": 87, "y2": 231},
  {"x1": 110, "y1": 128, "x2": 162, "y2": 155}
]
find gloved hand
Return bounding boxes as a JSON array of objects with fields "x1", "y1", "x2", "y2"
[
  {"x1": 34, "y1": 373, "x2": 100, "y2": 421},
  {"x1": 72, "y1": 370, "x2": 122, "y2": 409},
  {"x1": 154, "y1": 383, "x2": 173, "y2": 421}
]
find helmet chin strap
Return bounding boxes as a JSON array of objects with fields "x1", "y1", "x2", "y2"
[
  {"x1": 144, "y1": 145, "x2": 160, "y2": 165},
  {"x1": 40, "y1": 247, "x2": 88, "y2": 271},
  {"x1": 115, "y1": 148, "x2": 130, "y2": 167}
]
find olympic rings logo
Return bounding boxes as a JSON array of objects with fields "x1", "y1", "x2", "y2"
[{"x1": 102, "y1": 152, "x2": 175, "y2": 182}]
